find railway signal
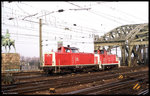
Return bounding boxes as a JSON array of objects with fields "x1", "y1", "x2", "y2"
[
  {"x1": 118, "y1": 75, "x2": 123, "y2": 79},
  {"x1": 133, "y1": 83, "x2": 141, "y2": 90},
  {"x1": 49, "y1": 88, "x2": 56, "y2": 93}
]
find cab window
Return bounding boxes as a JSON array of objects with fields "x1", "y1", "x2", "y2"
[
  {"x1": 100, "y1": 50, "x2": 104, "y2": 54},
  {"x1": 66, "y1": 49, "x2": 71, "y2": 53},
  {"x1": 58, "y1": 49, "x2": 61, "y2": 52},
  {"x1": 72, "y1": 49, "x2": 78, "y2": 53}
]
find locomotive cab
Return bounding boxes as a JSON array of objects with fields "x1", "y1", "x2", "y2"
[
  {"x1": 57, "y1": 46, "x2": 79, "y2": 53},
  {"x1": 97, "y1": 49, "x2": 107, "y2": 54},
  {"x1": 95, "y1": 48, "x2": 120, "y2": 69}
]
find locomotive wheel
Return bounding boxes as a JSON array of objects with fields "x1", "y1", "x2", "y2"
[{"x1": 44, "y1": 69, "x2": 53, "y2": 74}]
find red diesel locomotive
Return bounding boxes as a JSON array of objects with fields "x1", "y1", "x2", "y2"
[{"x1": 42, "y1": 46, "x2": 120, "y2": 73}]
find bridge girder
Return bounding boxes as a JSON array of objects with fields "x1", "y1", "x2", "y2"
[{"x1": 94, "y1": 23, "x2": 149, "y2": 67}]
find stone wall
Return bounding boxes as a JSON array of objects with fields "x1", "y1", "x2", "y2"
[{"x1": 2, "y1": 53, "x2": 20, "y2": 73}]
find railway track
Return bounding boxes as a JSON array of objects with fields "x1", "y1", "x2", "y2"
[
  {"x1": 2, "y1": 69, "x2": 148, "y2": 94},
  {"x1": 138, "y1": 89, "x2": 149, "y2": 95},
  {"x1": 2, "y1": 66, "x2": 146, "y2": 86},
  {"x1": 2, "y1": 70, "x2": 43, "y2": 76},
  {"x1": 63, "y1": 74, "x2": 148, "y2": 95},
  {"x1": 1, "y1": 70, "x2": 45, "y2": 85},
  {"x1": 2, "y1": 65, "x2": 147, "y2": 84}
]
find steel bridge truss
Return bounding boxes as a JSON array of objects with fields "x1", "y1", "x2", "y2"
[{"x1": 94, "y1": 23, "x2": 149, "y2": 67}]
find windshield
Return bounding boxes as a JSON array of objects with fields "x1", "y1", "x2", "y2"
[
  {"x1": 72, "y1": 49, "x2": 79, "y2": 53},
  {"x1": 100, "y1": 50, "x2": 104, "y2": 54},
  {"x1": 66, "y1": 49, "x2": 71, "y2": 53},
  {"x1": 57, "y1": 47, "x2": 79, "y2": 53}
]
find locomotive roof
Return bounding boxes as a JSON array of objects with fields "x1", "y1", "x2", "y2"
[
  {"x1": 68, "y1": 47, "x2": 79, "y2": 50},
  {"x1": 58, "y1": 46, "x2": 79, "y2": 50}
]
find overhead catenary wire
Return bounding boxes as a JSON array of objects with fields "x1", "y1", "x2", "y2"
[
  {"x1": 2, "y1": 19, "x2": 96, "y2": 44},
  {"x1": 2, "y1": 33, "x2": 94, "y2": 45},
  {"x1": 3, "y1": 1, "x2": 146, "y2": 53},
  {"x1": 16, "y1": 2, "x2": 102, "y2": 32},
  {"x1": 98, "y1": 2, "x2": 147, "y2": 22},
  {"x1": 2, "y1": 11, "x2": 100, "y2": 34},
  {"x1": 66, "y1": 2, "x2": 147, "y2": 25},
  {"x1": 2, "y1": 21, "x2": 95, "y2": 48},
  {"x1": 2, "y1": 23, "x2": 96, "y2": 39},
  {"x1": 3, "y1": 2, "x2": 129, "y2": 56},
  {"x1": 15, "y1": 3, "x2": 30, "y2": 15},
  {"x1": 76, "y1": 2, "x2": 138, "y2": 23},
  {"x1": 66, "y1": 2, "x2": 124, "y2": 25},
  {"x1": 2, "y1": 29, "x2": 94, "y2": 44},
  {"x1": 2, "y1": 25, "x2": 94, "y2": 41},
  {"x1": 2, "y1": 10, "x2": 99, "y2": 35},
  {"x1": 2, "y1": 4, "x2": 103, "y2": 36}
]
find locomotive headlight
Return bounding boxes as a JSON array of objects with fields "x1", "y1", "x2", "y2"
[
  {"x1": 116, "y1": 56, "x2": 120, "y2": 67},
  {"x1": 116, "y1": 57, "x2": 119, "y2": 61}
]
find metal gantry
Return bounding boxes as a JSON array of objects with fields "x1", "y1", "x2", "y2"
[{"x1": 94, "y1": 23, "x2": 149, "y2": 67}]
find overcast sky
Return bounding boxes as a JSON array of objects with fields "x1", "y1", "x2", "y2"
[{"x1": 1, "y1": 1, "x2": 148, "y2": 57}]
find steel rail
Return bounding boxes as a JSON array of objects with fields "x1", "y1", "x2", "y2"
[
  {"x1": 3, "y1": 70, "x2": 147, "y2": 90},
  {"x1": 2, "y1": 70, "x2": 148, "y2": 94},
  {"x1": 88, "y1": 77, "x2": 148, "y2": 95},
  {"x1": 1, "y1": 68, "x2": 132, "y2": 88},
  {"x1": 3, "y1": 70, "x2": 148, "y2": 93},
  {"x1": 2, "y1": 65, "x2": 147, "y2": 85},
  {"x1": 2, "y1": 70, "x2": 147, "y2": 92},
  {"x1": 138, "y1": 89, "x2": 149, "y2": 95},
  {"x1": 63, "y1": 74, "x2": 148, "y2": 94}
]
